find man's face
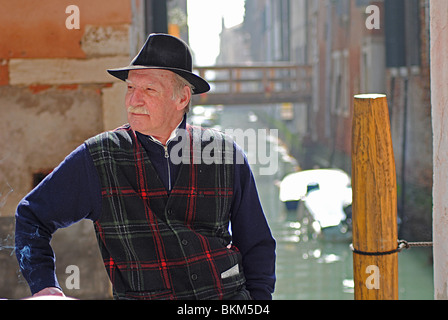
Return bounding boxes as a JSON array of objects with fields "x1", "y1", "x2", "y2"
[{"x1": 125, "y1": 69, "x2": 189, "y2": 142}]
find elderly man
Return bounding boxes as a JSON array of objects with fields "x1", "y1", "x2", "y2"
[{"x1": 15, "y1": 34, "x2": 276, "y2": 300}]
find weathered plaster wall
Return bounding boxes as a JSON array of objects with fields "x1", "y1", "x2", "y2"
[
  {"x1": 0, "y1": 0, "x2": 144, "y2": 299},
  {"x1": 0, "y1": 0, "x2": 131, "y2": 59},
  {"x1": 0, "y1": 85, "x2": 103, "y2": 217},
  {"x1": 431, "y1": 0, "x2": 448, "y2": 300}
]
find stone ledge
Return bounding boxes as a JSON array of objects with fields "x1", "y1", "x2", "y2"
[{"x1": 9, "y1": 56, "x2": 130, "y2": 85}]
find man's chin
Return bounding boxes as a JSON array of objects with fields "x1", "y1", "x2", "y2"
[{"x1": 129, "y1": 117, "x2": 152, "y2": 132}]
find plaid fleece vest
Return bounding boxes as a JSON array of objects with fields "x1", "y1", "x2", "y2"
[{"x1": 85, "y1": 124, "x2": 246, "y2": 300}]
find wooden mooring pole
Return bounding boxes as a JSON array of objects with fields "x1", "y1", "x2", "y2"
[{"x1": 351, "y1": 94, "x2": 398, "y2": 300}]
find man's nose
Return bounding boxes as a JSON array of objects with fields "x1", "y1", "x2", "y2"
[{"x1": 128, "y1": 88, "x2": 145, "y2": 106}]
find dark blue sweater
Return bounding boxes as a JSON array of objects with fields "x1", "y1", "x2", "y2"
[{"x1": 15, "y1": 120, "x2": 276, "y2": 300}]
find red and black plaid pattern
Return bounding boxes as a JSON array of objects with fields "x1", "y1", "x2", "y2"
[{"x1": 85, "y1": 124, "x2": 246, "y2": 300}]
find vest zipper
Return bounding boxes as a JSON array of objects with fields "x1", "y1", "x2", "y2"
[
  {"x1": 164, "y1": 144, "x2": 172, "y2": 191},
  {"x1": 150, "y1": 135, "x2": 175, "y2": 192}
]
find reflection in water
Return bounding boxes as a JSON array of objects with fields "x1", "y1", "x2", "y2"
[
  {"x1": 269, "y1": 206, "x2": 433, "y2": 300},
  {"x1": 271, "y1": 220, "x2": 354, "y2": 300}
]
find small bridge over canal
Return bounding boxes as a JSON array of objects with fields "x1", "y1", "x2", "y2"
[{"x1": 192, "y1": 64, "x2": 312, "y2": 106}]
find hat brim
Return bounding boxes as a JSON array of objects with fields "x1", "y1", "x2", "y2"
[{"x1": 107, "y1": 65, "x2": 210, "y2": 95}]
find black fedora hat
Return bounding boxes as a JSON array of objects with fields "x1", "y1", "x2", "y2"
[{"x1": 107, "y1": 33, "x2": 210, "y2": 94}]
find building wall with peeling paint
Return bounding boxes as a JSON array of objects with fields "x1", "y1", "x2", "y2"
[
  {"x1": 431, "y1": 0, "x2": 448, "y2": 300},
  {"x1": 0, "y1": 0, "x2": 147, "y2": 299}
]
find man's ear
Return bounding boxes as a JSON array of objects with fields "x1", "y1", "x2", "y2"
[{"x1": 176, "y1": 85, "x2": 192, "y2": 111}]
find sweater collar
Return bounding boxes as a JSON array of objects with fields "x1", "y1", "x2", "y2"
[{"x1": 136, "y1": 115, "x2": 187, "y2": 146}]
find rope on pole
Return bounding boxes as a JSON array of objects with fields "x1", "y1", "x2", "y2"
[{"x1": 350, "y1": 240, "x2": 433, "y2": 256}]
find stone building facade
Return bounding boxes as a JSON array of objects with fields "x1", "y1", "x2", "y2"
[
  {"x1": 0, "y1": 0, "x2": 188, "y2": 299},
  {"x1": 238, "y1": 0, "x2": 432, "y2": 241}
]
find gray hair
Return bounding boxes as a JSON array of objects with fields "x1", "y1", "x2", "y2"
[{"x1": 172, "y1": 73, "x2": 195, "y2": 114}]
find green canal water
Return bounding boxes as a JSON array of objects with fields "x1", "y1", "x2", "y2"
[{"x1": 218, "y1": 105, "x2": 434, "y2": 300}]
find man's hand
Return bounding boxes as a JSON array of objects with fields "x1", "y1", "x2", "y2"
[{"x1": 32, "y1": 287, "x2": 65, "y2": 298}]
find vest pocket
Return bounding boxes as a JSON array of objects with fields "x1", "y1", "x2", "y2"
[
  {"x1": 221, "y1": 264, "x2": 240, "y2": 279},
  {"x1": 220, "y1": 263, "x2": 246, "y2": 285},
  {"x1": 218, "y1": 246, "x2": 246, "y2": 292}
]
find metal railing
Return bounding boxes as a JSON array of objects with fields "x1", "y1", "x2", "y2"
[{"x1": 192, "y1": 64, "x2": 312, "y2": 106}]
